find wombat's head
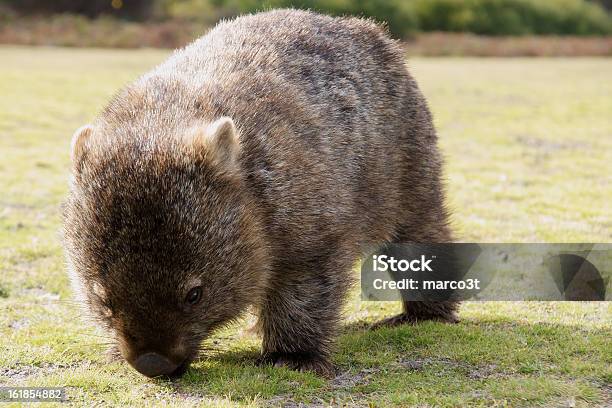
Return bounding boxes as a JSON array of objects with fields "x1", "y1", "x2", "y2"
[{"x1": 63, "y1": 117, "x2": 268, "y2": 377}]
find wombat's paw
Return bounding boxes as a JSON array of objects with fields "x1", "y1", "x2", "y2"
[
  {"x1": 370, "y1": 313, "x2": 418, "y2": 329},
  {"x1": 105, "y1": 345, "x2": 122, "y2": 363},
  {"x1": 258, "y1": 352, "x2": 336, "y2": 378},
  {"x1": 370, "y1": 312, "x2": 459, "y2": 330}
]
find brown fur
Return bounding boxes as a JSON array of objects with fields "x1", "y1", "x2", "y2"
[{"x1": 63, "y1": 9, "x2": 458, "y2": 378}]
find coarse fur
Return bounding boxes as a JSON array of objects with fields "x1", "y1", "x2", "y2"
[{"x1": 63, "y1": 9, "x2": 458, "y2": 378}]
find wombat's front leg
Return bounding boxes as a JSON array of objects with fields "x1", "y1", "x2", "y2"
[{"x1": 257, "y1": 270, "x2": 345, "y2": 378}]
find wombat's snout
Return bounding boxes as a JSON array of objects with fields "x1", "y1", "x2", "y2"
[{"x1": 132, "y1": 352, "x2": 182, "y2": 378}]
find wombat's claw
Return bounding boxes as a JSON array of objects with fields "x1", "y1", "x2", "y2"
[
  {"x1": 259, "y1": 353, "x2": 336, "y2": 378},
  {"x1": 105, "y1": 345, "x2": 122, "y2": 362},
  {"x1": 370, "y1": 313, "x2": 417, "y2": 329},
  {"x1": 370, "y1": 312, "x2": 459, "y2": 330}
]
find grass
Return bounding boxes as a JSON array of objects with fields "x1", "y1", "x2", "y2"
[
  {"x1": 2, "y1": 16, "x2": 612, "y2": 56},
  {"x1": 0, "y1": 46, "x2": 610, "y2": 407}
]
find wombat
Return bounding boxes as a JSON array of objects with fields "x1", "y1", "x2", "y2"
[{"x1": 63, "y1": 9, "x2": 458, "y2": 378}]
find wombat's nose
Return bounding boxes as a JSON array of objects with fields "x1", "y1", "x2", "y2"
[{"x1": 133, "y1": 352, "x2": 178, "y2": 377}]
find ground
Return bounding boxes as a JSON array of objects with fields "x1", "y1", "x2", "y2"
[{"x1": 0, "y1": 47, "x2": 610, "y2": 407}]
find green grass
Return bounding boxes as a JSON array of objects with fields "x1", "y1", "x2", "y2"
[{"x1": 0, "y1": 46, "x2": 610, "y2": 407}]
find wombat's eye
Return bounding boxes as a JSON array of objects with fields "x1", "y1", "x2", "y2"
[{"x1": 185, "y1": 286, "x2": 203, "y2": 305}]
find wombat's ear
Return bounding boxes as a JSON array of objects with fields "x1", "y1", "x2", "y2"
[
  {"x1": 70, "y1": 124, "x2": 94, "y2": 172},
  {"x1": 191, "y1": 117, "x2": 240, "y2": 170}
]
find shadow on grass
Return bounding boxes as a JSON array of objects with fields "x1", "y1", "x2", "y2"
[{"x1": 158, "y1": 314, "x2": 609, "y2": 405}]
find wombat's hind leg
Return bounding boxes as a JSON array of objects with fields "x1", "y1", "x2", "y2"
[
  {"x1": 371, "y1": 224, "x2": 461, "y2": 329},
  {"x1": 371, "y1": 301, "x2": 459, "y2": 329}
]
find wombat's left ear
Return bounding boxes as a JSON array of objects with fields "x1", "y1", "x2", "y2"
[
  {"x1": 70, "y1": 124, "x2": 94, "y2": 172},
  {"x1": 191, "y1": 117, "x2": 240, "y2": 170}
]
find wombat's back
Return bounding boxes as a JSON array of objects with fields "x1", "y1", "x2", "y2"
[{"x1": 149, "y1": 9, "x2": 443, "y2": 258}]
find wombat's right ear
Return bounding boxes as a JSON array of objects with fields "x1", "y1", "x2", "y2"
[
  {"x1": 189, "y1": 117, "x2": 240, "y2": 171},
  {"x1": 70, "y1": 124, "x2": 93, "y2": 172}
]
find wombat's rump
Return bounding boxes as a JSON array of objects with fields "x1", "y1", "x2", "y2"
[{"x1": 63, "y1": 9, "x2": 457, "y2": 378}]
